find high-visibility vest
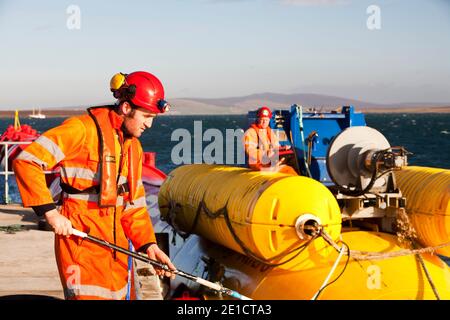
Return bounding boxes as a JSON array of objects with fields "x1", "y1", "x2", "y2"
[
  {"x1": 243, "y1": 124, "x2": 279, "y2": 170},
  {"x1": 13, "y1": 106, "x2": 156, "y2": 300},
  {"x1": 86, "y1": 106, "x2": 140, "y2": 207}
]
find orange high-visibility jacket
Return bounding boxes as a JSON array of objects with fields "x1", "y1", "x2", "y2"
[
  {"x1": 13, "y1": 106, "x2": 156, "y2": 300},
  {"x1": 243, "y1": 124, "x2": 280, "y2": 170}
]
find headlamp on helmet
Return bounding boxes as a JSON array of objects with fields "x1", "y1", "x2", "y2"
[{"x1": 158, "y1": 99, "x2": 171, "y2": 113}]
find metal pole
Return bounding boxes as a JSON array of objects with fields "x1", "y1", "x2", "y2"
[{"x1": 72, "y1": 229, "x2": 252, "y2": 300}]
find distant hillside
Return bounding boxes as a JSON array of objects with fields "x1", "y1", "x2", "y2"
[
  {"x1": 1, "y1": 93, "x2": 449, "y2": 117},
  {"x1": 170, "y1": 93, "x2": 450, "y2": 115}
]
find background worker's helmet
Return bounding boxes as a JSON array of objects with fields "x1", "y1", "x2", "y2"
[
  {"x1": 110, "y1": 71, "x2": 170, "y2": 113},
  {"x1": 256, "y1": 106, "x2": 272, "y2": 119}
]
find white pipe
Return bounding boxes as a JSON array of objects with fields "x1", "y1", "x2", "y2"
[
  {"x1": 72, "y1": 228, "x2": 87, "y2": 238},
  {"x1": 311, "y1": 244, "x2": 346, "y2": 300}
]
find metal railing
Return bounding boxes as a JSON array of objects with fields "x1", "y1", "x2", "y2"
[{"x1": 0, "y1": 141, "x2": 55, "y2": 204}]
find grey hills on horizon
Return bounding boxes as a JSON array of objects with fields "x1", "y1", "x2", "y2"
[
  {"x1": 167, "y1": 92, "x2": 450, "y2": 115},
  {"x1": 5, "y1": 92, "x2": 450, "y2": 115},
  {"x1": 104, "y1": 92, "x2": 450, "y2": 114}
]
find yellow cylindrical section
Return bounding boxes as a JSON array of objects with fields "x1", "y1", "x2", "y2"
[
  {"x1": 159, "y1": 164, "x2": 341, "y2": 261},
  {"x1": 249, "y1": 232, "x2": 450, "y2": 300},
  {"x1": 395, "y1": 166, "x2": 450, "y2": 256}
]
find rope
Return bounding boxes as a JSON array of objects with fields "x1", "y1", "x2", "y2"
[
  {"x1": 398, "y1": 210, "x2": 440, "y2": 300},
  {"x1": 161, "y1": 192, "x2": 447, "y2": 298},
  {"x1": 316, "y1": 216, "x2": 444, "y2": 300},
  {"x1": 165, "y1": 197, "x2": 319, "y2": 267},
  {"x1": 313, "y1": 210, "x2": 445, "y2": 299},
  {"x1": 164, "y1": 195, "x2": 450, "y2": 264},
  {"x1": 413, "y1": 241, "x2": 441, "y2": 300},
  {"x1": 320, "y1": 229, "x2": 450, "y2": 261},
  {"x1": 163, "y1": 200, "x2": 193, "y2": 240},
  {"x1": 220, "y1": 203, "x2": 318, "y2": 267},
  {"x1": 163, "y1": 192, "x2": 450, "y2": 263}
]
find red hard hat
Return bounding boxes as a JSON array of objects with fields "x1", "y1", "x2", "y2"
[
  {"x1": 256, "y1": 106, "x2": 272, "y2": 119},
  {"x1": 110, "y1": 71, "x2": 170, "y2": 114}
]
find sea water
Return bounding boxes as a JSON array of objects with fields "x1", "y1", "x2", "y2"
[{"x1": 1, "y1": 113, "x2": 449, "y2": 174}]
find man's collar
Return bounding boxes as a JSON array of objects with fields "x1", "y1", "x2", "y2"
[{"x1": 109, "y1": 109, "x2": 124, "y2": 130}]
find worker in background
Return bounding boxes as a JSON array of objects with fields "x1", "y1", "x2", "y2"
[
  {"x1": 13, "y1": 71, "x2": 176, "y2": 300},
  {"x1": 243, "y1": 106, "x2": 297, "y2": 174}
]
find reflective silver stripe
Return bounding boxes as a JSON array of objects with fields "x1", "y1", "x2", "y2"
[
  {"x1": 64, "y1": 193, "x2": 125, "y2": 206},
  {"x1": 16, "y1": 150, "x2": 48, "y2": 168},
  {"x1": 116, "y1": 195, "x2": 124, "y2": 206},
  {"x1": 65, "y1": 283, "x2": 128, "y2": 300},
  {"x1": 35, "y1": 136, "x2": 65, "y2": 162},
  {"x1": 65, "y1": 193, "x2": 98, "y2": 202},
  {"x1": 125, "y1": 196, "x2": 146, "y2": 210},
  {"x1": 61, "y1": 167, "x2": 99, "y2": 182},
  {"x1": 118, "y1": 175, "x2": 127, "y2": 185}
]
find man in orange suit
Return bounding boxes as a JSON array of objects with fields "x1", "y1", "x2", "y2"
[
  {"x1": 13, "y1": 71, "x2": 175, "y2": 299},
  {"x1": 243, "y1": 106, "x2": 296, "y2": 174}
]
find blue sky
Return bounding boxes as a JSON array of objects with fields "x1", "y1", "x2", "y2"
[{"x1": 0, "y1": 0, "x2": 449, "y2": 109}]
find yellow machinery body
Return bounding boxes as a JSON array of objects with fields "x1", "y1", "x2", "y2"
[
  {"x1": 159, "y1": 164, "x2": 342, "y2": 261},
  {"x1": 395, "y1": 166, "x2": 450, "y2": 256},
  {"x1": 157, "y1": 164, "x2": 450, "y2": 299}
]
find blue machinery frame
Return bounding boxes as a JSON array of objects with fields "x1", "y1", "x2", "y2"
[{"x1": 247, "y1": 105, "x2": 366, "y2": 186}]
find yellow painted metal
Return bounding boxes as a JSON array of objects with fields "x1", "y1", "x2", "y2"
[
  {"x1": 159, "y1": 164, "x2": 342, "y2": 261},
  {"x1": 178, "y1": 230, "x2": 450, "y2": 300},
  {"x1": 395, "y1": 166, "x2": 450, "y2": 256},
  {"x1": 159, "y1": 164, "x2": 450, "y2": 299},
  {"x1": 14, "y1": 110, "x2": 21, "y2": 130},
  {"x1": 243, "y1": 232, "x2": 450, "y2": 300}
]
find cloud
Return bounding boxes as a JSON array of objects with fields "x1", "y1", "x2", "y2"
[{"x1": 280, "y1": 0, "x2": 350, "y2": 6}]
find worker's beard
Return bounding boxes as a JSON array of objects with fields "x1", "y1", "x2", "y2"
[
  {"x1": 121, "y1": 110, "x2": 137, "y2": 138},
  {"x1": 121, "y1": 124, "x2": 132, "y2": 138}
]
